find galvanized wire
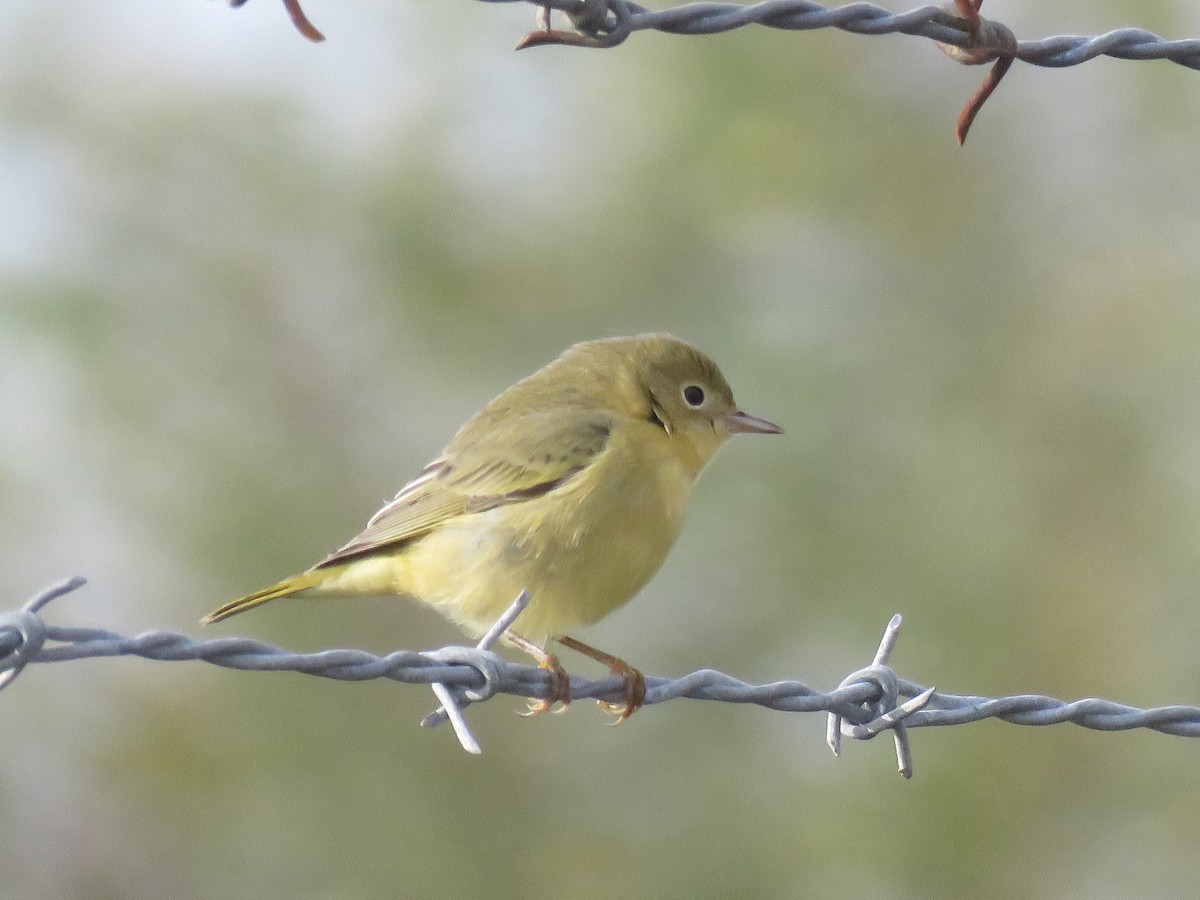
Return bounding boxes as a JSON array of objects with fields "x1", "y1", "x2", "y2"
[
  {"x1": 481, "y1": 0, "x2": 1200, "y2": 70},
  {"x1": 3, "y1": 578, "x2": 1199, "y2": 776}
]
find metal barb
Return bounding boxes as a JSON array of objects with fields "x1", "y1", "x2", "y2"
[
  {"x1": 827, "y1": 614, "x2": 926, "y2": 778},
  {"x1": 930, "y1": 0, "x2": 1019, "y2": 143},
  {"x1": 515, "y1": 0, "x2": 633, "y2": 50},
  {"x1": 419, "y1": 590, "x2": 532, "y2": 754},
  {"x1": 872, "y1": 613, "x2": 903, "y2": 666},
  {"x1": 0, "y1": 577, "x2": 87, "y2": 692},
  {"x1": 26, "y1": 576, "x2": 89, "y2": 614},
  {"x1": 228, "y1": 0, "x2": 325, "y2": 42}
]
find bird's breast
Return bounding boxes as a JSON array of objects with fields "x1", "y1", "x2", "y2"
[{"x1": 402, "y1": 420, "x2": 696, "y2": 641}]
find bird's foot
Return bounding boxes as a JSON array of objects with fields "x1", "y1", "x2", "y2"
[
  {"x1": 521, "y1": 652, "x2": 572, "y2": 716},
  {"x1": 559, "y1": 635, "x2": 646, "y2": 724},
  {"x1": 505, "y1": 631, "x2": 573, "y2": 716},
  {"x1": 597, "y1": 661, "x2": 646, "y2": 725}
]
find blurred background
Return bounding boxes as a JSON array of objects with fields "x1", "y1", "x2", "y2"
[{"x1": 3, "y1": 0, "x2": 1200, "y2": 897}]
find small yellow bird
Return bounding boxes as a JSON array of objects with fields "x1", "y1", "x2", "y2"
[{"x1": 202, "y1": 334, "x2": 781, "y2": 718}]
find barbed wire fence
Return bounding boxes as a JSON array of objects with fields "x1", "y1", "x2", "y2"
[
  {"x1": 226, "y1": 0, "x2": 1200, "y2": 143},
  {"x1": 4, "y1": 578, "x2": 1199, "y2": 778}
]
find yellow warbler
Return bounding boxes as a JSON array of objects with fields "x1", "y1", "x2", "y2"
[{"x1": 202, "y1": 334, "x2": 781, "y2": 718}]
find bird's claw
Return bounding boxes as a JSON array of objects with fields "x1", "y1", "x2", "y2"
[
  {"x1": 519, "y1": 651, "x2": 572, "y2": 716},
  {"x1": 556, "y1": 634, "x2": 647, "y2": 723},
  {"x1": 597, "y1": 662, "x2": 646, "y2": 724}
]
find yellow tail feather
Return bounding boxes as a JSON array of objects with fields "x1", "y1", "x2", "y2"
[{"x1": 201, "y1": 569, "x2": 330, "y2": 625}]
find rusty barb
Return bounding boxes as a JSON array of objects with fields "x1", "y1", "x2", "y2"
[
  {"x1": 933, "y1": 0, "x2": 1018, "y2": 143},
  {"x1": 228, "y1": 0, "x2": 325, "y2": 42},
  {"x1": 513, "y1": 0, "x2": 633, "y2": 49},
  {"x1": 512, "y1": 0, "x2": 1018, "y2": 143}
]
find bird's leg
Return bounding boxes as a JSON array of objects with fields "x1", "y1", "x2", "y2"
[
  {"x1": 504, "y1": 631, "x2": 572, "y2": 716},
  {"x1": 558, "y1": 635, "x2": 647, "y2": 724}
]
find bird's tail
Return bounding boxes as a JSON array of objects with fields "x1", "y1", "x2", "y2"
[{"x1": 201, "y1": 569, "x2": 331, "y2": 625}]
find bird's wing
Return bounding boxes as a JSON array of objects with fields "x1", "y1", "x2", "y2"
[{"x1": 316, "y1": 411, "x2": 613, "y2": 568}]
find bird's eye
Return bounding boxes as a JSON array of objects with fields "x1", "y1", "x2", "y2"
[{"x1": 682, "y1": 384, "x2": 705, "y2": 407}]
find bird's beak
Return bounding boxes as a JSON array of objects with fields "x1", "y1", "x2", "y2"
[{"x1": 723, "y1": 410, "x2": 783, "y2": 435}]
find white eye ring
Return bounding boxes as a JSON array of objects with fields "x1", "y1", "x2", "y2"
[{"x1": 682, "y1": 384, "x2": 705, "y2": 407}]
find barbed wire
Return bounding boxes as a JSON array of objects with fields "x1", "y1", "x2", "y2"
[
  {"x1": 4, "y1": 578, "x2": 1199, "y2": 777},
  {"x1": 487, "y1": 0, "x2": 1200, "y2": 68},
  {"x1": 227, "y1": 0, "x2": 1200, "y2": 142}
]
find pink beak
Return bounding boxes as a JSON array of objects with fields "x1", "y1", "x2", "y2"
[{"x1": 723, "y1": 410, "x2": 783, "y2": 435}]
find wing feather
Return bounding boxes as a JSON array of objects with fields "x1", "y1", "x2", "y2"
[{"x1": 316, "y1": 412, "x2": 612, "y2": 568}]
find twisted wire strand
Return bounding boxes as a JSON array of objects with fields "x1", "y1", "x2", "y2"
[
  {"x1": 4, "y1": 579, "x2": 1200, "y2": 758},
  {"x1": 484, "y1": 0, "x2": 1200, "y2": 70}
]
